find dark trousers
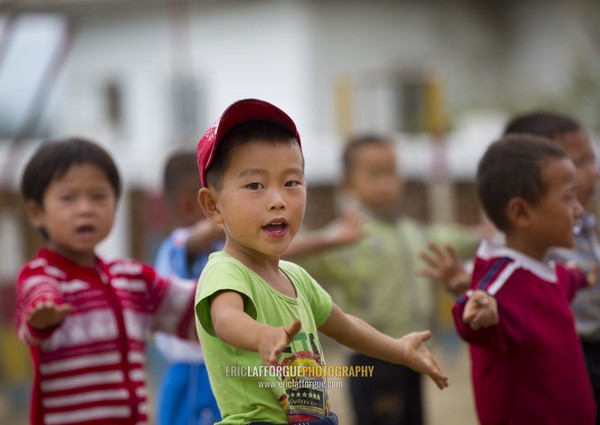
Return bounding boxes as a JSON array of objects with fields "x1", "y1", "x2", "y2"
[
  {"x1": 581, "y1": 339, "x2": 600, "y2": 425},
  {"x1": 249, "y1": 412, "x2": 338, "y2": 425},
  {"x1": 349, "y1": 353, "x2": 424, "y2": 425}
]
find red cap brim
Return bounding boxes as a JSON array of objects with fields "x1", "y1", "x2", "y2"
[{"x1": 197, "y1": 98, "x2": 301, "y2": 187}]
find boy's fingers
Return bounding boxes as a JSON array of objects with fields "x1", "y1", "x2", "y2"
[
  {"x1": 418, "y1": 251, "x2": 438, "y2": 268},
  {"x1": 427, "y1": 359, "x2": 448, "y2": 390},
  {"x1": 283, "y1": 320, "x2": 302, "y2": 342},
  {"x1": 427, "y1": 242, "x2": 444, "y2": 258},
  {"x1": 418, "y1": 330, "x2": 432, "y2": 343},
  {"x1": 447, "y1": 245, "x2": 461, "y2": 263},
  {"x1": 57, "y1": 303, "x2": 73, "y2": 314}
]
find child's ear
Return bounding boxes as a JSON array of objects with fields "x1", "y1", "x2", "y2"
[
  {"x1": 198, "y1": 188, "x2": 223, "y2": 224},
  {"x1": 505, "y1": 197, "x2": 531, "y2": 228},
  {"x1": 25, "y1": 200, "x2": 45, "y2": 229}
]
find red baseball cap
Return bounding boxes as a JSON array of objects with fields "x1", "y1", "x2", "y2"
[{"x1": 197, "y1": 98, "x2": 302, "y2": 187}]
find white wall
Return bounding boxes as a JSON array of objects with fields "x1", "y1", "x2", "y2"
[{"x1": 3, "y1": 0, "x2": 599, "y2": 258}]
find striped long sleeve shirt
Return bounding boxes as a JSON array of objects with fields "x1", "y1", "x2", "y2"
[{"x1": 15, "y1": 248, "x2": 197, "y2": 425}]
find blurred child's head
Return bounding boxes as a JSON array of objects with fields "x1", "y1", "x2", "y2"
[
  {"x1": 197, "y1": 99, "x2": 305, "y2": 259},
  {"x1": 21, "y1": 137, "x2": 121, "y2": 264},
  {"x1": 504, "y1": 111, "x2": 598, "y2": 210},
  {"x1": 163, "y1": 150, "x2": 204, "y2": 227},
  {"x1": 342, "y1": 134, "x2": 403, "y2": 216},
  {"x1": 477, "y1": 134, "x2": 582, "y2": 252}
]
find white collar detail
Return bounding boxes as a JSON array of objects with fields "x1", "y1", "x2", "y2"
[{"x1": 476, "y1": 240, "x2": 557, "y2": 284}]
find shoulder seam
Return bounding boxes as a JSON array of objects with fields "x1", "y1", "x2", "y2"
[{"x1": 485, "y1": 260, "x2": 520, "y2": 296}]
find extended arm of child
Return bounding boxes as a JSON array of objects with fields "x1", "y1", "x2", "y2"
[
  {"x1": 28, "y1": 301, "x2": 72, "y2": 330},
  {"x1": 319, "y1": 303, "x2": 449, "y2": 390},
  {"x1": 186, "y1": 219, "x2": 225, "y2": 258},
  {"x1": 418, "y1": 242, "x2": 471, "y2": 295},
  {"x1": 210, "y1": 291, "x2": 302, "y2": 366},
  {"x1": 462, "y1": 290, "x2": 498, "y2": 330},
  {"x1": 284, "y1": 210, "x2": 366, "y2": 259}
]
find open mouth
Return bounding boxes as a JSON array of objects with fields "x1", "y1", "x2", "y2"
[
  {"x1": 76, "y1": 225, "x2": 96, "y2": 236},
  {"x1": 263, "y1": 222, "x2": 288, "y2": 234}
]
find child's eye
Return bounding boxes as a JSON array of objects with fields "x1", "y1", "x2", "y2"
[
  {"x1": 246, "y1": 182, "x2": 264, "y2": 190},
  {"x1": 285, "y1": 180, "x2": 302, "y2": 187},
  {"x1": 93, "y1": 193, "x2": 108, "y2": 201},
  {"x1": 60, "y1": 195, "x2": 74, "y2": 202}
]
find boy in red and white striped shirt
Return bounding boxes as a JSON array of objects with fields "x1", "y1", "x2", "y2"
[{"x1": 15, "y1": 137, "x2": 197, "y2": 425}]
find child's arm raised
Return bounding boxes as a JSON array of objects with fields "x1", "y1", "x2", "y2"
[
  {"x1": 462, "y1": 290, "x2": 498, "y2": 330},
  {"x1": 28, "y1": 301, "x2": 72, "y2": 330},
  {"x1": 210, "y1": 290, "x2": 302, "y2": 365},
  {"x1": 417, "y1": 242, "x2": 471, "y2": 296},
  {"x1": 318, "y1": 303, "x2": 448, "y2": 390}
]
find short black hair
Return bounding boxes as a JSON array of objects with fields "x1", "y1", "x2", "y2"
[
  {"x1": 163, "y1": 150, "x2": 200, "y2": 206},
  {"x1": 477, "y1": 134, "x2": 567, "y2": 231},
  {"x1": 21, "y1": 137, "x2": 121, "y2": 206},
  {"x1": 342, "y1": 134, "x2": 393, "y2": 178},
  {"x1": 503, "y1": 111, "x2": 582, "y2": 140},
  {"x1": 205, "y1": 120, "x2": 302, "y2": 190}
]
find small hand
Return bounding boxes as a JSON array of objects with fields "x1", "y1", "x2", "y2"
[
  {"x1": 28, "y1": 301, "x2": 72, "y2": 330},
  {"x1": 399, "y1": 330, "x2": 449, "y2": 390},
  {"x1": 328, "y1": 209, "x2": 367, "y2": 248},
  {"x1": 463, "y1": 290, "x2": 498, "y2": 331},
  {"x1": 566, "y1": 260, "x2": 598, "y2": 286},
  {"x1": 258, "y1": 320, "x2": 302, "y2": 366},
  {"x1": 418, "y1": 242, "x2": 470, "y2": 295}
]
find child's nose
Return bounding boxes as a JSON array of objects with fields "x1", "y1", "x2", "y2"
[
  {"x1": 268, "y1": 190, "x2": 286, "y2": 210},
  {"x1": 77, "y1": 197, "x2": 95, "y2": 213}
]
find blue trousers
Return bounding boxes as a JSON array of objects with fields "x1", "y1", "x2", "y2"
[{"x1": 156, "y1": 362, "x2": 221, "y2": 425}]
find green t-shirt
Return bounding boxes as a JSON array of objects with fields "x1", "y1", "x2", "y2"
[{"x1": 195, "y1": 252, "x2": 334, "y2": 425}]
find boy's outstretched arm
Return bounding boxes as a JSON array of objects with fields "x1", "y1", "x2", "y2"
[
  {"x1": 28, "y1": 301, "x2": 72, "y2": 330},
  {"x1": 418, "y1": 242, "x2": 471, "y2": 295},
  {"x1": 210, "y1": 290, "x2": 301, "y2": 365},
  {"x1": 462, "y1": 290, "x2": 498, "y2": 330},
  {"x1": 284, "y1": 210, "x2": 366, "y2": 259},
  {"x1": 318, "y1": 303, "x2": 448, "y2": 389}
]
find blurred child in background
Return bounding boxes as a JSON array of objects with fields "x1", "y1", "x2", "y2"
[
  {"x1": 453, "y1": 134, "x2": 594, "y2": 424},
  {"x1": 294, "y1": 134, "x2": 481, "y2": 425},
  {"x1": 153, "y1": 150, "x2": 224, "y2": 425},
  {"x1": 422, "y1": 111, "x2": 600, "y2": 422},
  {"x1": 15, "y1": 138, "x2": 198, "y2": 425}
]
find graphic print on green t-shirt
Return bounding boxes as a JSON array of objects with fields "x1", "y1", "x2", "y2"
[{"x1": 277, "y1": 330, "x2": 330, "y2": 423}]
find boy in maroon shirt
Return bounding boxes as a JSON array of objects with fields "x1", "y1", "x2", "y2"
[{"x1": 453, "y1": 134, "x2": 595, "y2": 424}]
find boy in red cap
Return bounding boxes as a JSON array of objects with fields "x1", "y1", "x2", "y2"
[{"x1": 194, "y1": 98, "x2": 448, "y2": 424}]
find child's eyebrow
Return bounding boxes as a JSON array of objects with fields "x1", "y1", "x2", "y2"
[
  {"x1": 283, "y1": 166, "x2": 304, "y2": 175},
  {"x1": 238, "y1": 166, "x2": 304, "y2": 179},
  {"x1": 238, "y1": 168, "x2": 267, "y2": 179}
]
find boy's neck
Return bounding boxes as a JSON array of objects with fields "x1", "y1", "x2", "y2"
[
  {"x1": 223, "y1": 243, "x2": 280, "y2": 273},
  {"x1": 504, "y1": 233, "x2": 548, "y2": 262},
  {"x1": 223, "y1": 244, "x2": 297, "y2": 298}
]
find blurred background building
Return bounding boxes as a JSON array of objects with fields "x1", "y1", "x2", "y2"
[{"x1": 0, "y1": 0, "x2": 599, "y2": 423}]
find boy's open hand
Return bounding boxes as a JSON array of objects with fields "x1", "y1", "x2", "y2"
[
  {"x1": 329, "y1": 210, "x2": 366, "y2": 248},
  {"x1": 463, "y1": 290, "x2": 498, "y2": 330},
  {"x1": 258, "y1": 320, "x2": 302, "y2": 366},
  {"x1": 418, "y1": 242, "x2": 471, "y2": 295},
  {"x1": 565, "y1": 260, "x2": 598, "y2": 286},
  {"x1": 28, "y1": 301, "x2": 72, "y2": 330},
  {"x1": 398, "y1": 331, "x2": 449, "y2": 390}
]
